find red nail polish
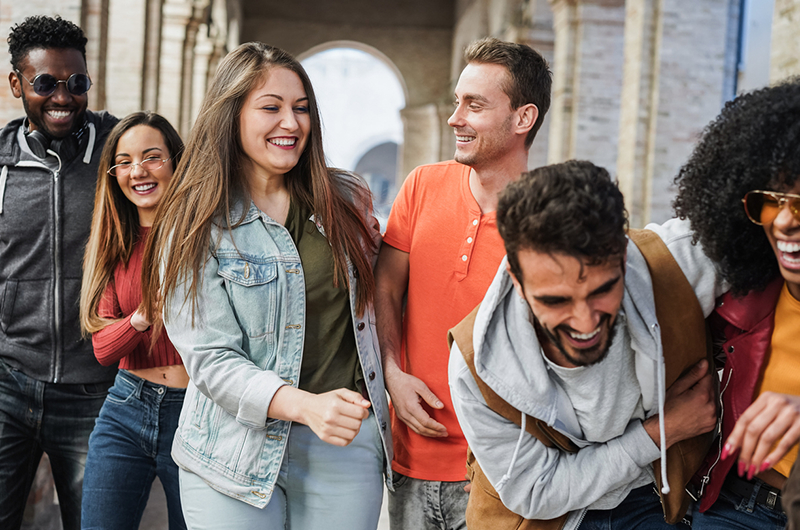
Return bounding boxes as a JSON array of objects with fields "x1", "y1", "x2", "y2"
[
  {"x1": 760, "y1": 461, "x2": 771, "y2": 473},
  {"x1": 721, "y1": 444, "x2": 730, "y2": 460},
  {"x1": 738, "y1": 461, "x2": 746, "y2": 477},
  {"x1": 747, "y1": 464, "x2": 755, "y2": 481}
]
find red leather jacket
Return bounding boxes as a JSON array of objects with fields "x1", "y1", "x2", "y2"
[{"x1": 696, "y1": 277, "x2": 783, "y2": 512}]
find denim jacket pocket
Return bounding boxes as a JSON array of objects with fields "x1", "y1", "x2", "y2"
[{"x1": 216, "y1": 256, "x2": 279, "y2": 339}]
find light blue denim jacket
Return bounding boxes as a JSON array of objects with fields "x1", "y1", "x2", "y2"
[{"x1": 164, "y1": 188, "x2": 392, "y2": 508}]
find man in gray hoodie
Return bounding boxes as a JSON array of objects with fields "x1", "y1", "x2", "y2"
[
  {"x1": 0, "y1": 15, "x2": 118, "y2": 530},
  {"x1": 449, "y1": 161, "x2": 724, "y2": 529}
]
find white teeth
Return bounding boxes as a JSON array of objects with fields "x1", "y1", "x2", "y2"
[
  {"x1": 456, "y1": 136, "x2": 474, "y2": 142},
  {"x1": 47, "y1": 110, "x2": 71, "y2": 119},
  {"x1": 268, "y1": 138, "x2": 296, "y2": 147},
  {"x1": 777, "y1": 240, "x2": 800, "y2": 253},
  {"x1": 568, "y1": 327, "x2": 601, "y2": 341},
  {"x1": 134, "y1": 183, "x2": 156, "y2": 191}
]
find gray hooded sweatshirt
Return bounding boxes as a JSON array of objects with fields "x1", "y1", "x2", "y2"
[
  {"x1": 0, "y1": 111, "x2": 118, "y2": 383},
  {"x1": 449, "y1": 218, "x2": 726, "y2": 530}
]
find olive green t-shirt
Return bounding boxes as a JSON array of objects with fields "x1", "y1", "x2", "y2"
[{"x1": 284, "y1": 201, "x2": 362, "y2": 394}]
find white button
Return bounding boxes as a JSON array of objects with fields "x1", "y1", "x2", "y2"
[
  {"x1": 467, "y1": 237, "x2": 473, "y2": 243},
  {"x1": 462, "y1": 255, "x2": 468, "y2": 261},
  {"x1": 472, "y1": 219, "x2": 478, "y2": 226}
]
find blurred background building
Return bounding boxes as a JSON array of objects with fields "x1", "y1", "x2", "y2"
[{"x1": 2, "y1": 0, "x2": 800, "y2": 527}]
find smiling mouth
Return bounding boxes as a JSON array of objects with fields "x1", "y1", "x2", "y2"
[
  {"x1": 455, "y1": 135, "x2": 475, "y2": 143},
  {"x1": 133, "y1": 183, "x2": 156, "y2": 192},
  {"x1": 46, "y1": 109, "x2": 73, "y2": 120},
  {"x1": 776, "y1": 240, "x2": 800, "y2": 269},
  {"x1": 268, "y1": 137, "x2": 297, "y2": 147},
  {"x1": 567, "y1": 326, "x2": 601, "y2": 342}
]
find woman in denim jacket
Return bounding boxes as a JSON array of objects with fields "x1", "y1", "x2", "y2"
[{"x1": 141, "y1": 42, "x2": 392, "y2": 529}]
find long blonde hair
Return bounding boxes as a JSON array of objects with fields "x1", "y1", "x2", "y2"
[
  {"x1": 142, "y1": 42, "x2": 377, "y2": 331},
  {"x1": 80, "y1": 112, "x2": 183, "y2": 335}
]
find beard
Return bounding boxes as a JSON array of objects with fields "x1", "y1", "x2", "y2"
[
  {"x1": 20, "y1": 90, "x2": 86, "y2": 139},
  {"x1": 535, "y1": 313, "x2": 618, "y2": 367}
]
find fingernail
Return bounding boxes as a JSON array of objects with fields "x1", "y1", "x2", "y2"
[
  {"x1": 721, "y1": 444, "x2": 730, "y2": 460},
  {"x1": 760, "y1": 461, "x2": 771, "y2": 473},
  {"x1": 738, "y1": 461, "x2": 746, "y2": 477},
  {"x1": 747, "y1": 464, "x2": 755, "y2": 481}
]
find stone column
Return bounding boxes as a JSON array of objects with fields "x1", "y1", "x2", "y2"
[
  {"x1": 616, "y1": 0, "x2": 735, "y2": 225},
  {"x1": 547, "y1": 0, "x2": 626, "y2": 176},
  {"x1": 80, "y1": 0, "x2": 109, "y2": 110},
  {"x1": 158, "y1": 0, "x2": 204, "y2": 136},
  {"x1": 770, "y1": 0, "x2": 800, "y2": 83},
  {"x1": 105, "y1": 0, "x2": 147, "y2": 115},
  {"x1": 517, "y1": 0, "x2": 555, "y2": 170},
  {"x1": 398, "y1": 104, "x2": 442, "y2": 184}
]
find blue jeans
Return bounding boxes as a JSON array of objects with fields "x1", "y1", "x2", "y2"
[
  {"x1": 387, "y1": 472, "x2": 469, "y2": 530},
  {"x1": 691, "y1": 481, "x2": 787, "y2": 530},
  {"x1": 81, "y1": 370, "x2": 186, "y2": 530},
  {"x1": 578, "y1": 484, "x2": 690, "y2": 529},
  {"x1": 179, "y1": 416, "x2": 384, "y2": 529},
  {"x1": 0, "y1": 357, "x2": 111, "y2": 530}
]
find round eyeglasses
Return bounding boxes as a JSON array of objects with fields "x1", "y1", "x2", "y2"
[
  {"x1": 742, "y1": 190, "x2": 800, "y2": 226},
  {"x1": 108, "y1": 157, "x2": 171, "y2": 177},
  {"x1": 15, "y1": 70, "x2": 92, "y2": 97}
]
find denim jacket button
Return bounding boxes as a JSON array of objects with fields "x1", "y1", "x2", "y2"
[
  {"x1": 357, "y1": 322, "x2": 365, "y2": 331},
  {"x1": 369, "y1": 371, "x2": 376, "y2": 381}
]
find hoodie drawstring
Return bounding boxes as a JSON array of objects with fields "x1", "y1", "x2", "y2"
[
  {"x1": 656, "y1": 336, "x2": 670, "y2": 494},
  {"x1": 496, "y1": 412, "x2": 527, "y2": 492},
  {"x1": 0, "y1": 166, "x2": 7, "y2": 214},
  {"x1": 82, "y1": 122, "x2": 96, "y2": 164}
]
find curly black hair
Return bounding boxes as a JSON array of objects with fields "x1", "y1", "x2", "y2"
[
  {"x1": 498, "y1": 160, "x2": 629, "y2": 281},
  {"x1": 673, "y1": 78, "x2": 800, "y2": 295},
  {"x1": 8, "y1": 15, "x2": 87, "y2": 71}
]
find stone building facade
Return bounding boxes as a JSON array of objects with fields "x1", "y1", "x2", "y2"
[{"x1": 2, "y1": 0, "x2": 800, "y2": 527}]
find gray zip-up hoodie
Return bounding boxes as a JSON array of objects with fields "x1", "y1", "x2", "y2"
[
  {"x1": 0, "y1": 110, "x2": 118, "y2": 383},
  {"x1": 449, "y1": 218, "x2": 726, "y2": 530}
]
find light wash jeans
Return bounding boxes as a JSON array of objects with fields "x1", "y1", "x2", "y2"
[
  {"x1": 81, "y1": 370, "x2": 186, "y2": 530},
  {"x1": 387, "y1": 472, "x2": 469, "y2": 530},
  {"x1": 179, "y1": 412, "x2": 384, "y2": 530}
]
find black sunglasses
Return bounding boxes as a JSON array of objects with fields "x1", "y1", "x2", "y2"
[{"x1": 15, "y1": 70, "x2": 92, "y2": 97}]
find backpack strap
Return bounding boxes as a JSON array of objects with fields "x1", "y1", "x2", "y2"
[{"x1": 628, "y1": 229, "x2": 715, "y2": 523}]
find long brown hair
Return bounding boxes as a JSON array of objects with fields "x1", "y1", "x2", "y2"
[
  {"x1": 80, "y1": 111, "x2": 183, "y2": 335},
  {"x1": 142, "y1": 42, "x2": 377, "y2": 331}
]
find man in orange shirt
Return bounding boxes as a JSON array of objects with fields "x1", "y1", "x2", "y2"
[{"x1": 374, "y1": 37, "x2": 551, "y2": 530}]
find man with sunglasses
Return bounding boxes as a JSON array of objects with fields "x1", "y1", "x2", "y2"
[{"x1": 0, "y1": 15, "x2": 118, "y2": 530}]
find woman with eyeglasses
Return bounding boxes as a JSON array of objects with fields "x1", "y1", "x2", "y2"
[
  {"x1": 140, "y1": 43, "x2": 391, "y2": 529},
  {"x1": 674, "y1": 79, "x2": 800, "y2": 529},
  {"x1": 79, "y1": 111, "x2": 187, "y2": 530}
]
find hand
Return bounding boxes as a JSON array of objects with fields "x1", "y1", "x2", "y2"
[
  {"x1": 643, "y1": 359, "x2": 716, "y2": 449},
  {"x1": 722, "y1": 392, "x2": 800, "y2": 479},
  {"x1": 385, "y1": 369, "x2": 448, "y2": 437},
  {"x1": 130, "y1": 308, "x2": 152, "y2": 332},
  {"x1": 298, "y1": 388, "x2": 371, "y2": 447}
]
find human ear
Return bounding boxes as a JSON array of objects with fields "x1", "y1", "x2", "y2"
[
  {"x1": 506, "y1": 261, "x2": 526, "y2": 299},
  {"x1": 8, "y1": 71, "x2": 21, "y2": 99},
  {"x1": 515, "y1": 103, "x2": 538, "y2": 135}
]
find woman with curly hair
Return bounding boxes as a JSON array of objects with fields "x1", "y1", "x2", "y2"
[
  {"x1": 674, "y1": 78, "x2": 800, "y2": 529},
  {"x1": 140, "y1": 42, "x2": 391, "y2": 529}
]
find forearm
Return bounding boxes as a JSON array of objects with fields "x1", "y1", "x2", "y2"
[
  {"x1": 450, "y1": 354, "x2": 660, "y2": 519},
  {"x1": 92, "y1": 314, "x2": 144, "y2": 366}
]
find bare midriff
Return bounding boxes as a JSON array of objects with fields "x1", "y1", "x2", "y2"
[{"x1": 129, "y1": 364, "x2": 189, "y2": 388}]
